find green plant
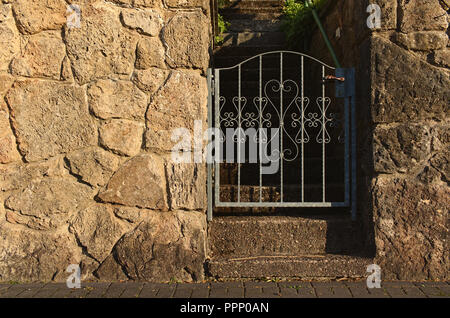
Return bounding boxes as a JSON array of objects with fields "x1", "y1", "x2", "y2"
[
  {"x1": 281, "y1": 0, "x2": 329, "y2": 50},
  {"x1": 215, "y1": 13, "x2": 230, "y2": 45}
]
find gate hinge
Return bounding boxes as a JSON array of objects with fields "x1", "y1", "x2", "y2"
[{"x1": 210, "y1": 77, "x2": 215, "y2": 95}]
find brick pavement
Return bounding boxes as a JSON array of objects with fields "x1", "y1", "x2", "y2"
[{"x1": 0, "y1": 281, "x2": 448, "y2": 298}]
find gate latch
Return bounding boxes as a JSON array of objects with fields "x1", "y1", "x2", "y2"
[{"x1": 324, "y1": 75, "x2": 345, "y2": 82}]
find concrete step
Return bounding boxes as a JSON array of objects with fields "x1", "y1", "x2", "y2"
[
  {"x1": 208, "y1": 215, "x2": 360, "y2": 259},
  {"x1": 221, "y1": 32, "x2": 286, "y2": 47},
  {"x1": 207, "y1": 254, "x2": 372, "y2": 279}
]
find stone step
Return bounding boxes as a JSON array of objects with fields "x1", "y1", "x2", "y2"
[
  {"x1": 208, "y1": 215, "x2": 360, "y2": 258},
  {"x1": 219, "y1": 184, "x2": 346, "y2": 203},
  {"x1": 227, "y1": 19, "x2": 283, "y2": 32},
  {"x1": 221, "y1": 11, "x2": 283, "y2": 21},
  {"x1": 206, "y1": 254, "x2": 372, "y2": 279},
  {"x1": 221, "y1": 32, "x2": 286, "y2": 47},
  {"x1": 222, "y1": 0, "x2": 282, "y2": 9}
]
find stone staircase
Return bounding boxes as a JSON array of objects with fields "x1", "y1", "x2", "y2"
[{"x1": 208, "y1": 0, "x2": 371, "y2": 280}]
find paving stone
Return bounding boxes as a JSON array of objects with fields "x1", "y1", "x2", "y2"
[
  {"x1": 209, "y1": 287, "x2": 228, "y2": 298},
  {"x1": 279, "y1": 287, "x2": 300, "y2": 298},
  {"x1": 416, "y1": 285, "x2": 447, "y2": 298},
  {"x1": 155, "y1": 285, "x2": 176, "y2": 298},
  {"x1": 245, "y1": 287, "x2": 263, "y2": 298},
  {"x1": 383, "y1": 286, "x2": 407, "y2": 298},
  {"x1": 345, "y1": 283, "x2": 371, "y2": 298},
  {"x1": 119, "y1": 283, "x2": 145, "y2": 298},
  {"x1": 173, "y1": 285, "x2": 193, "y2": 298},
  {"x1": 367, "y1": 287, "x2": 390, "y2": 298},
  {"x1": 191, "y1": 285, "x2": 210, "y2": 298},
  {"x1": 227, "y1": 287, "x2": 245, "y2": 298},
  {"x1": 138, "y1": 284, "x2": 160, "y2": 298},
  {"x1": 0, "y1": 285, "x2": 11, "y2": 296},
  {"x1": 261, "y1": 286, "x2": 280, "y2": 298},
  {"x1": 402, "y1": 285, "x2": 426, "y2": 298}
]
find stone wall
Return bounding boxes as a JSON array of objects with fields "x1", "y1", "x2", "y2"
[
  {"x1": 0, "y1": 0, "x2": 211, "y2": 282},
  {"x1": 310, "y1": 0, "x2": 449, "y2": 280}
]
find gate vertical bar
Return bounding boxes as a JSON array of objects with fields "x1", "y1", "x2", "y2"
[
  {"x1": 214, "y1": 69, "x2": 220, "y2": 206},
  {"x1": 237, "y1": 65, "x2": 241, "y2": 203},
  {"x1": 301, "y1": 56, "x2": 304, "y2": 202},
  {"x1": 259, "y1": 55, "x2": 263, "y2": 202},
  {"x1": 344, "y1": 97, "x2": 350, "y2": 206},
  {"x1": 349, "y1": 69, "x2": 357, "y2": 220},
  {"x1": 321, "y1": 65, "x2": 326, "y2": 202},
  {"x1": 280, "y1": 52, "x2": 284, "y2": 202},
  {"x1": 207, "y1": 68, "x2": 213, "y2": 221}
]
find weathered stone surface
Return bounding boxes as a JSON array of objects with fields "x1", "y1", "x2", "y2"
[
  {"x1": 368, "y1": 0, "x2": 397, "y2": 30},
  {"x1": 64, "y1": 3, "x2": 138, "y2": 84},
  {"x1": 371, "y1": 36, "x2": 450, "y2": 123},
  {"x1": 99, "y1": 119, "x2": 144, "y2": 157},
  {"x1": 165, "y1": 0, "x2": 208, "y2": 11},
  {"x1": 5, "y1": 80, "x2": 97, "y2": 162},
  {"x1": 87, "y1": 79, "x2": 148, "y2": 120},
  {"x1": 163, "y1": 11, "x2": 210, "y2": 71},
  {"x1": 10, "y1": 32, "x2": 67, "y2": 80},
  {"x1": 112, "y1": 211, "x2": 206, "y2": 282},
  {"x1": 0, "y1": 156, "x2": 66, "y2": 192},
  {"x1": 113, "y1": 206, "x2": 149, "y2": 223},
  {"x1": 0, "y1": 106, "x2": 21, "y2": 164},
  {"x1": 0, "y1": 17, "x2": 20, "y2": 72},
  {"x1": 65, "y1": 148, "x2": 120, "y2": 187},
  {"x1": 12, "y1": 0, "x2": 66, "y2": 34},
  {"x1": 111, "y1": 0, "x2": 159, "y2": 8},
  {"x1": 4, "y1": 177, "x2": 93, "y2": 231},
  {"x1": 95, "y1": 254, "x2": 128, "y2": 281},
  {"x1": 373, "y1": 176, "x2": 449, "y2": 280},
  {"x1": 145, "y1": 70, "x2": 207, "y2": 151},
  {"x1": 373, "y1": 124, "x2": 431, "y2": 174},
  {"x1": 135, "y1": 37, "x2": 165, "y2": 69},
  {"x1": 131, "y1": 68, "x2": 170, "y2": 94},
  {"x1": 0, "y1": 73, "x2": 13, "y2": 96},
  {"x1": 98, "y1": 154, "x2": 168, "y2": 210},
  {"x1": 69, "y1": 204, "x2": 128, "y2": 263},
  {"x1": 0, "y1": 224, "x2": 82, "y2": 282},
  {"x1": 432, "y1": 49, "x2": 450, "y2": 68},
  {"x1": 398, "y1": 0, "x2": 448, "y2": 32},
  {"x1": 120, "y1": 9, "x2": 163, "y2": 36},
  {"x1": 166, "y1": 162, "x2": 206, "y2": 210},
  {"x1": 395, "y1": 31, "x2": 448, "y2": 51}
]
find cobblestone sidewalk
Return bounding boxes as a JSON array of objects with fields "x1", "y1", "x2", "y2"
[{"x1": 0, "y1": 281, "x2": 449, "y2": 298}]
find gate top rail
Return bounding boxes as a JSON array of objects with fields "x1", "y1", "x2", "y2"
[{"x1": 214, "y1": 50, "x2": 336, "y2": 71}]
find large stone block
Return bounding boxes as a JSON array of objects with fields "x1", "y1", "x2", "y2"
[
  {"x1": 5, "y1": 80, "x2": 97, "y2": 162},
  {"x1": 0, "y1": 224, "x2": 82, "y2": 282},
  {"x1": 10, "y1": 32, "x2": 67, "y2": 79},
  {"x1": 69, "y1": 204, "x2": 129, "y2": 263},
  {"x1": 371, "y1": 36, "x2": 450, "y2": 123},
  {"x1": 110, "y1": 0, "x2": 160, "y2": 8},
  {"x1": 98, "y1": 154, "x2": 168, "y2": 210},
  {"x1": 111, "y1": 211, "x2": 206, "y2": 282},
  {"x1": 65, "y1": 148, "x2": 120, "y2": 187},
  {"x1": 99, "y1": 119, "x2": 144, "y2": 157},
  {"x1": 145, "y1": 70, "x2": 207, "y2": 151},
  {"x1": 398, "y1": 0, "x2": 448, "y2": 32},
  {"x1": 87, "y1": 79, "x2": 148, "y2": 121},
  {"x1": 166, "y1": 162, "x2": 206, "y2": 211},
  {"x1": 4, "y1": 177, "x2": 93, "y2": 231},
  {"x1": 372, "y1": 176, "x2": 449, "y2": 280},
  {"x1": 12, "y1": 0, "x2": 66, "y2": 34},
  {"x1": 64, "y1": 3, "x2": 138, "y2": 84},
  {"x1": 373, "y1": 124, "x2": 431, "y2": 174},
  {"x1": 163, "y1": 11, "x2": 210, "y2": 71}
]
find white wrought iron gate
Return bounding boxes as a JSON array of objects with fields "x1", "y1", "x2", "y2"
[{"x1": 207, "y1": 51, "x2": 356, "y2": 221}]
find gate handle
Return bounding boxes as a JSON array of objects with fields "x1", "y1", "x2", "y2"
[{"x1": 324, "y1": 75, "x2": 345, "y2": 82}]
